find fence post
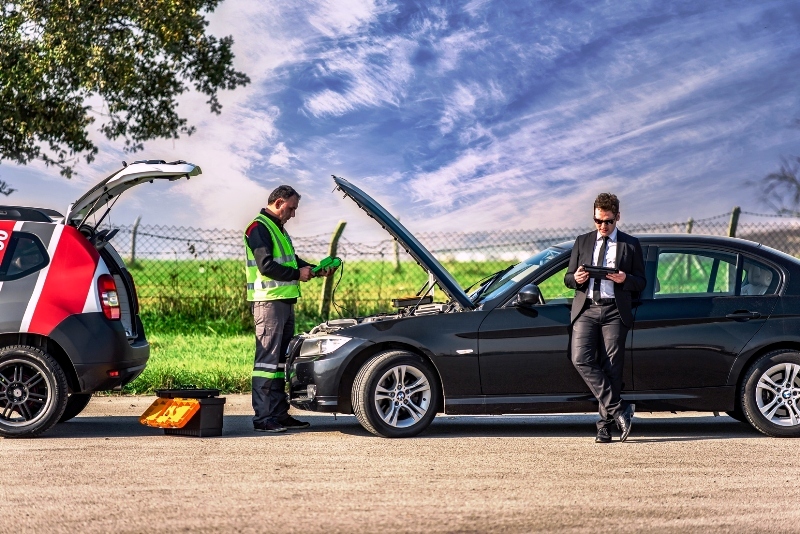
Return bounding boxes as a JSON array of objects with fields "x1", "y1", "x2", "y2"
[
  {"x1": 685, "y1": 217, "x2": 693, "y2": 279},
  {"x1": 320, "y1": 220, "x2": 347, "y2": 319},
  {"x1": 728, "y1": 206, "x2": 741, "y2": 237},
  {"x1": 393, "y1": 217, "x2": 402, "y2": 272},
  {"x1": 130, "y1": 215, "x2": 142, "y2": 265}
]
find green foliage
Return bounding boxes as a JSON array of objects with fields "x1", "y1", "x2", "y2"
[{"x1": 0, "y1": 0, "x2": 249, "y2": 177}]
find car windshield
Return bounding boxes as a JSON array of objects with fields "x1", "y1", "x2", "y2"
[{"x1": 469, "y1": 246, "x2": 566, "y2": 303}]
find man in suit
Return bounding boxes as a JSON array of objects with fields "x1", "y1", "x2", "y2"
[{"x1": 564, "y1": 193, "x2": 646, "y2": 443}]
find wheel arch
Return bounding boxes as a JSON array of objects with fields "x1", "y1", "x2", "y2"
[
  {"x1": 0, "y1": 333, "x2": 79, "y2": 392},
  {"x1": 730, "y1": 341, "x2": 800, "y2": 412},
  {"x1": 337, "y1": 342, "x2": 445, "y2": 414}
]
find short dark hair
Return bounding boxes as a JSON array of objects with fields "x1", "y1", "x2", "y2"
[
  {"x1": 268, "y1": 185, "x2": 300, "y2": 205},
  {"x1": 594, "y1": 193, "x2": 619, "y2": 215}
]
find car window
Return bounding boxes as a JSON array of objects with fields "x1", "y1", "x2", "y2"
[
  {"x1": 0, "y1": 233, "x2": 49, "y2": 281},
  {"x1": 471, "y1": 246, "x2": 567, "y2": 303},
  {"x1": 654, "y1": 249, "x2": 736, "y2": 298},
  {"x1": 741, "y1": 259, "x2": 779, "y2": 296},
  {"x1": 535, "y1": 265, "x2": 571, "y2": 304}
]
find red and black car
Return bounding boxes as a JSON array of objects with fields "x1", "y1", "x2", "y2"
[{"x1": 0, "y1": 160, "x2": 201, "y2": 437}]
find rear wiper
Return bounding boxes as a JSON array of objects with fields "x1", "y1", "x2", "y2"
[{"x1": 471, "y1": 265, "x2": 514, "y2": 303}]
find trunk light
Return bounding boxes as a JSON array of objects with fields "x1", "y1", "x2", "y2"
[
  {"x1": 98, "y1": 274, "x2": 121, "y2": 320},
  {"x1": 107, "y1": 370, "x2": 120, "y2": 378}
]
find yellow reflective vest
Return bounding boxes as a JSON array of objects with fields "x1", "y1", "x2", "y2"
[{"x1": 243, "y1": 214, "x2": 300, "y2": 301}]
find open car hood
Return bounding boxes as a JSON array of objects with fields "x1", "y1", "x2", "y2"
[
  {"x1": 66, "y1": 160, "x2": 201, "y2": 227},
  {"x1": 333, "y1": 175, "x2": 474, "y2": 310}
]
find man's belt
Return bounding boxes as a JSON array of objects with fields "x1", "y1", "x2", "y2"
[{"x1": 589, "y1": 298, "x2": 615, "y2": 306}]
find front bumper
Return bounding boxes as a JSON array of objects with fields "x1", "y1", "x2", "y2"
[
  {"x1": 49, "y1": 313, "x2": 150, "y2": 392},
  {"x1": 287, "y1": 335, "x2": 372, "y2": 413}
]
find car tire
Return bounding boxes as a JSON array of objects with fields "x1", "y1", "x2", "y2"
[
  {"x1": 741, "y1": 349, "x2": 800, "y2": 437},
  {"x1": 352, "y1": 350, "x2": 440, "y2": 438},
  {"x1": 58, "y1": 393, "x2": 93, "y2": 423},
  {"x1": 0, "y1": 345, "x2": 69, "y2": 438},
  {"x1": 725, "y1": 407, "x2": 748, "y2": 424}
]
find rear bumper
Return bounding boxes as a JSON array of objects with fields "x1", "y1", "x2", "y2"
[{"x1": 49, "y1": 313, "x2": 149, "y2": 392}]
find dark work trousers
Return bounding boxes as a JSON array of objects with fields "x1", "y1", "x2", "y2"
[
  {"x1": 571, "y1": 302, "x2": 629, "y2": 431},
  {"x1": 251, "y1": 300, "x2": 294, "y2": 426}
]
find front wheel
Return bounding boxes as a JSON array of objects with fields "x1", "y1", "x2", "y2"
[
  {"x1": 741, "y1": 350, "x2": 800, "y2": 437},
  {"x1": 352, "y1": 351, "x2": 440, "y2": 438},
  {"x1": 0, "y1": 345, "x2": 69, "y2": 438}
]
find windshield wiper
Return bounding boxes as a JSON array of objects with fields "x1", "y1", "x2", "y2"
[{"x1": 471, "y1": 265, "x2": 515, "y2": 303}]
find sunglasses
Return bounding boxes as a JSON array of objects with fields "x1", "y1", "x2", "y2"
[{"x1": 593, "y1": 218, "x2": 616, "y2": 226}]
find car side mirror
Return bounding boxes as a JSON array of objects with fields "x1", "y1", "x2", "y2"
[{"x1": 514, "y1": 284, "x2": 544, "y2": 307}]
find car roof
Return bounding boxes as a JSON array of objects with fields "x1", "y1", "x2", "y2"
[{"x1": 0, "y1": 206, "x2": 63, "y2": 223}]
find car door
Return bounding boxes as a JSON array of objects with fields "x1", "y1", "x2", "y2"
[
  {"x1": 631, "y1": 246, "x2": 779, "y2": 390},
  {"x1": 478, "y1": 262, "x2": 593, "y2": 395}
]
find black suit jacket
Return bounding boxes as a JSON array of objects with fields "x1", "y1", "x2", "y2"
[{"x1": 564, "y1": 230, "x2": 646, "y2": 327}]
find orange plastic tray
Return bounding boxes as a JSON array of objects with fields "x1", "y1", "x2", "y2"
[{"x1": 139, "y1": 397, "x2": 201, "y2": 429}]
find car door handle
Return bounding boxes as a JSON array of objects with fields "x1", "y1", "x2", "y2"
[{"x1": 725, "y1": 311, "x2": 762, "y2": 321}]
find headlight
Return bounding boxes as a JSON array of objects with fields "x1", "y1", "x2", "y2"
[{"x1": 299, "y1": 335, "x2": 351, "y2": 357}]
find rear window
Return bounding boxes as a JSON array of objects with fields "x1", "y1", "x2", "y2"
[{"x1": 0, "y1": 233, "x2": 49, "y2": 281}]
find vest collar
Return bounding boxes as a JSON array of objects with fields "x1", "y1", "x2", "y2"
[{"x1": 260, "y1": 208, "x2": 284, "y2": 231}]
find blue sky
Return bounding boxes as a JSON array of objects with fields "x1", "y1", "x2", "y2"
[{"x1": 3, "y1": 0, "x2": 800, "y2": 241}]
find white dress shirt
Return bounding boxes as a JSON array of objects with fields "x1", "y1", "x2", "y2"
[{"x1": 592, "y1": 227, "x2": 617, "y2": 299}]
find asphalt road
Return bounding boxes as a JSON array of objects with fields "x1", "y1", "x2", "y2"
[{"x1": 1, "y1": 395, "x2": 798, "y2": 533}]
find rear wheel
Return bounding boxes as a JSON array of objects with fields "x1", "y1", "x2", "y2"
[
  {"x1": 0, "y1": 345, "x2": 69, "y2": 438},
  {"x1": 59, "y1": 393, "x2": 93, "y2": 423},
  {"x1": 352, "y1": 350, "x2": 440, "y2": 438},
  {"x1": 741, "y1": 350, "x2": 800, "y2": 437}
]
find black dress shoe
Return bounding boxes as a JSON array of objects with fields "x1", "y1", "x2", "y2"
[
  {"x1": 615, "y1": 404, "x2": 635, "y2": 442},
  {"x1": 595, "y1": 427, "x2": 612, "y2": 443},
  {"x1": 279, "y1": 416, "x2": 310, "y2": 430},
  {"x1": 254, "y1": 420, "x2": 287, "y2": 433}
]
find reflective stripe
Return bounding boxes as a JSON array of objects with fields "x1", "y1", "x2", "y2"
[
  {"x1": 247, "y1": 280, "x2": 299, "y2": 290},
  {"x1": 252, "y1": 370, "x2": 285, "y2": 379},
  {"x1": 255, "y1": 363, "x2": 277, "y2": 370},
  {"x1": 246, "y1": 260, "x2": 257, "y2": 267}
]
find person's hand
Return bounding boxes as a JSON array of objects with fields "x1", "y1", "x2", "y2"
[
  {"x1": 607, "y1": 270, "x2": 627, "y2": 284},
  {"x1": 574, "y1": 265, "x2": 589, "y2": 285},
  {"x1": 298, "y1": 266, "x2": 313, "y2": 282},
  {"x1": 317, "y1": 267, "x2": 336, "y2": 277}
]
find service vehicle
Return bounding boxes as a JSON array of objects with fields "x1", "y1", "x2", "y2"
[
  {"x1": 0, "y1": 160, "x2": 200, "y2": 437},
  {"x1": 287, "y1": 176, "x2": 800, "y2": 438}
]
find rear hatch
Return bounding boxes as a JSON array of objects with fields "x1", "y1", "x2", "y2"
[{"x1": 67, "y1": 160, "x2": 202, "y2": 338}]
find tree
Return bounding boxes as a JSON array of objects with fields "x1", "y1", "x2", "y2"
[
  {"x1": 0, "y1": 0, "x2": 250, "y2": 183},
  {"x1": 761, "y1": 156, "x2": 800, "y2": 215}
]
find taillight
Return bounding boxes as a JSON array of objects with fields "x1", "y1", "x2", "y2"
[{"x1": 98, "y1": 274, "x2": 121, "y2": 320}]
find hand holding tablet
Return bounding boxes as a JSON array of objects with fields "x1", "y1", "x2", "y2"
[{"x1": 581, "y1": 264, "x2": 619, "y2": 278}]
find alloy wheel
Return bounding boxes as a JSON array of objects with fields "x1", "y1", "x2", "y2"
[
  {"x1": 373, "y1": 364, "x2": 432, "y2": 428},
  {"x1": 755, "y1": 362, "x2": 800, "y2": 427},
  {"x1": 0, "y1": 358, "x2": 54, "y2": 427}
]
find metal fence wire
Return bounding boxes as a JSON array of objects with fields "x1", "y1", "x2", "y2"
[{"x1": 109, "y1": 211, "x2": 800, "y2": 319}]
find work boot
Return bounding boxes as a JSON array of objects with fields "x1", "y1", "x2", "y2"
[
  {"x1": 279, "y1": 416, "x2": 310, "y2": 429},
  {"x1": 254, "y1": 420, "x2": 286, "y2": 433}
]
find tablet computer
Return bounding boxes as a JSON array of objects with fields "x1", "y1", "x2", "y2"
[{"x1": 581, "y1": 264, "x2": 619, "y2": 278}]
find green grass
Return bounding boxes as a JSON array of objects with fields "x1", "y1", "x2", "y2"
[{"x1": 123, "y1": 333, "x2": 253, "y2": 394}]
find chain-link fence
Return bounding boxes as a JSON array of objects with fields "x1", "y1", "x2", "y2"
[{"x1": 109, "y1": 209, "x2": 800, "y2": 327}]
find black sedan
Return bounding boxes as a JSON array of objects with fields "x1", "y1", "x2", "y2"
[{"x1": 287, "y1": 176, "x2": 800, "y2": 438}]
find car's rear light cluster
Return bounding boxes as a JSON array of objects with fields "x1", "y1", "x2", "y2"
[{"x1": 98, "y1": 274, "x2": 121, "y2": 320}]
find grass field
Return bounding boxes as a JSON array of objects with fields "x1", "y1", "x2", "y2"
[{"x1": 123, "y1": 333, "x2": 252, "y2": 394}]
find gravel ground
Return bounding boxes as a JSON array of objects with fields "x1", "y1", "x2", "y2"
[{"x1": 1, "y1": 395, "x2": 797, "y2": 533}]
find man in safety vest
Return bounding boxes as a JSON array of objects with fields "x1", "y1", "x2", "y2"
[{"x1": 244, "y1": 185, "x2": 334, "y2": 433}]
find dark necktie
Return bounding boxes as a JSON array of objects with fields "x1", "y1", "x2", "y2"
[{"x1": 593, "y1": 236, "x2": 609, "y2": 302}]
